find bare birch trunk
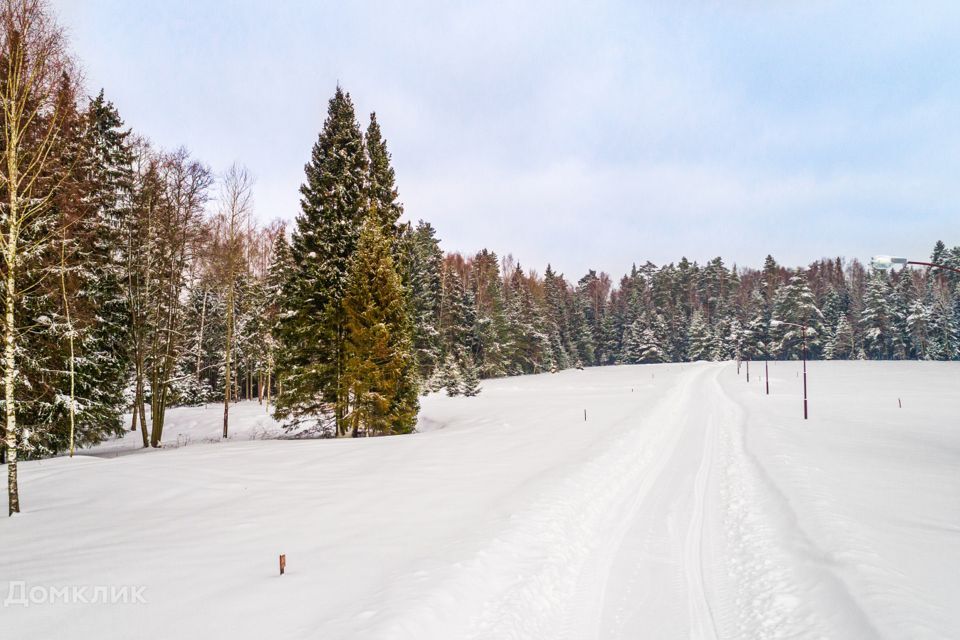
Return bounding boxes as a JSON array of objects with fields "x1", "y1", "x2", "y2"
[
  {"x1": 223, "y1": 281, "x2": 233, "y2": 438},
  {"x1": 217, "y1": 163, "x2": 252, "y2": 437},
  {"x1": 196, "y1": 288, "x2": 207, "y2": 381},
  {"x1": 5, "y1": 234, "x2": 20, "y2": 515}
]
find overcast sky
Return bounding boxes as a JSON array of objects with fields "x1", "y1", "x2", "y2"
[{"x1": 53, "y1": 0, "x2": 960, "y2": 279}]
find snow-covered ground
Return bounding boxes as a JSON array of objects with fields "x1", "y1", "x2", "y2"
[
  {"x1": 2, "y1": 361, "x2": 959, "y2": 639},
  {"x1": 87, "y1": 399, "x2": 286, "y2": 457}
]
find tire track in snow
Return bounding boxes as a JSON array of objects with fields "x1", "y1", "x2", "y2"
[
  {"x1": 683, "y1": 409, "x2": 718, "y2": 640},
  {"x1": 709, "y1": 364, "x2": 882, "y2": 639},
  {"x1": 565, "y1": 364, "x2": 719, "y2": 640},
  {"x1": 466, "y1": 366, "x2": 707, "y2": 640},
  {"x1": 589, "y1": 364, "x2": 721, "y2": 640},
  {"x1": 362, "y1": 365, "x2": 707, "y2": 640}
]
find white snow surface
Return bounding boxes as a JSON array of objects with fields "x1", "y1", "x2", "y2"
[{"x1": 2, "y1": 361, "x2": 959, "y2": 639}]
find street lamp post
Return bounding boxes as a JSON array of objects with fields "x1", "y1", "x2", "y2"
[
  {"x1": 770, "y1": 319, "x2": 810, "y2": 419},
  {"x1": 765, "y1": 356, "x2": 769, "y2": 395},
  {"x1": 871, "y1": 255, "x2": 960, "y2": 276},
  {"x1": 802, "y1": 323, "x2": 807, "y2": 419}
]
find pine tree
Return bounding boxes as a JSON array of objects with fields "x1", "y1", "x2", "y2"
[
  {"x1": 629, "y1": 314, "x2": 668, "y2": 364},
  {"x1": 742, "y1": 288, "x2": 771, "y2": 360},
  {"x1": 504, "y1": 264, "x2": 548, "y2": 373},
  {"x1": 721, "y1": 318, "x2": 745, "y2": 361},
  {"x1": 470, "y1": 249, "x2": 509, "y2": 377},
  {"x1": 622, "y1": 318, "x2": 645, "y2": 364},
  {"x1": 570, "y1": 290, "x2": 596, "y2": 367},
  {"x1": 931, "y1": 240, "x2": 947, "y2": 267},
  {"x1": 687, "y1": 311, "x2": 715, "y2": 361},
  {"x1": 543, "y1": 265, "x2": 572, "y2": 370},
  {"x1": 824, "y1": 315, "x2": 855, "y2": 359},
  {"x1": 440, "y1": 262, "x2": 471, "y2": 355},
  {"x1": 440, "y1": 352, "x2": 463, "y2": 396},
  {"x1": 700, "y1": 257, "x2": 729, "y2": 322},
  {"x1": 262, "y1": 232, "x2": 293, "y2": 406},
  {"x1": 819, "y1": 286, "x2": 850, "y2": 358},
  {"x1": 461, "y1": 352, "x2": 481, "y2": 396},
  {"x1": 9, "y1": 79, "x2": 82, "y2": 459},
  {"x1": 340, "y1": 219, "x2": 418, "y2": 436},
  {"x1": 761, "y1": 255, "x2": 781, "y2": 303},
  {"x1": 362, "y1": 112, "x2": 419, "y2": 433},
  {"x1": 403, "y1": 221, "x2": 443, "y2": 382},
  {"x1": 67, "y1": 92, "x2": 133, "y2": 448},
  {"x1": 365, "y1": 112, "x2": 402, "y2": 236},
  {"x1": 860, "y1": 272, "x2": 894, "y2": 359},
  {"x1": 598, "y1": 312, "x2": 621, "y2": 365},
  {"x1": 275, "y1": 87, "x2": 369, "y2": 434},
  {"x1": 575, "y1": 270, "x2": 608, "y2": 365},
  {"x1": 18, "y1": 90, "x2": 134, "y2": 456},
  {"x1": 905, "y1": 299, "x2": 931, "y2": 359},
  {"x1": 927, "y1": 292, "x2": 959, "y2": 360},
  {"x1": 771, "y1": 274, "x2": 823, "y2": 359}
]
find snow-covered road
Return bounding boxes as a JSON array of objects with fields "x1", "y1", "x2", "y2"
[{"x1": 3, "y1": 362, "x2": 959, "y2": 639}]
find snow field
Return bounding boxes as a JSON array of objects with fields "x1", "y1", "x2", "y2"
[{"x1": 2, "y1": 361, "x2": 958, "y2": 639}]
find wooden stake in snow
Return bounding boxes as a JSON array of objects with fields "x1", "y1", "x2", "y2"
[
  {"x1": 898, "y1": 398, "x2": 902, "y2": 408},
  {"x1": 280, "y1": 554, "x2": 286, "y2": 575},
  {"x1": 584, "y1": 409, "x2": 587, "y2": 421}
]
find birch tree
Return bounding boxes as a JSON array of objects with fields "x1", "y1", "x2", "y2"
[
  {"x1": 125, "y1": 139, "x2": 160, "y2": 447},
  {"x1": 213, "y1": 163, "x2": 252, "y2": 439},
  {"x1": 0, "y1": 0, "x2": 74, "y2": 515}
]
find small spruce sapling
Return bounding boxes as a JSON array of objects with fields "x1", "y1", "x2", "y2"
[
  {"x1": 461, "y1": 353, "x2": 481, "y2": 397},
  {"x1": 441, "y1": 353, "x2": 463, "y2": 397}
]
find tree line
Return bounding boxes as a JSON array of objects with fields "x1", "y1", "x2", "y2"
[
  {"x1": 2, "y1": 0, "x2": 958, "y2": 516},
  {"x1": 425, "y1": 247, "x2": 960, "y2": 387}
]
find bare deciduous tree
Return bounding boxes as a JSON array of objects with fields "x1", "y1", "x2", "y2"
[
  {"x1": 146, "y1": 150, "x2": 210, "y2": 447},
  {"x1": 212, "y1": 163, "x2": 252, "y2": 439},
  {"x1": 125, "y1": 144, "x2": 210, "y2": 448}
]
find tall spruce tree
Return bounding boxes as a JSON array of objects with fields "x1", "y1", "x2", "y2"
[
  {"x1": 927, "y1": 291, "x2": 959, "y2": 360},
  {"x1": 58, "y1": 91, "x2": 133, "y2": 452},
  {"x1": 365, "y1": 112, "x2": 402, "y2": 236},
  {"x1": 471, "y1": 249, "x2": 509, "y2": 376},
  {"x1": 364, "y1": 114, "x2": 419, "y2": 430},
  {"x1": 265, "y1": 233, "x2": 293, "y2": 406},
  {"x1": 824, "y1": 315, "x2": 855, "y2": 359},
  {"x1": 275, "y1": 87, "x2": 369, "y2": 434},
  {"x1": 771, "y1": 274, "x2": 823, "y2": 359},
  {"x1": 341, "y1": 218, "x2": 417, "y2": 436},
  {"x1": 687, "y1": 311, "x2": 715, "y2": 361},
  {"x1": 860, "y1": 272, "x2": 894, "y2": 359},
  {"x1": 404, "y1": 221, "x2": 444, "y2": 383}
]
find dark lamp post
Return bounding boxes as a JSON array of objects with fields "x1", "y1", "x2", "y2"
[
  {"x1": 770, "y1": 319, "x2": 810, "y2": 419},
  {"x1": 871, "y1": 255, "x2": 960, "y2": 276}
]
